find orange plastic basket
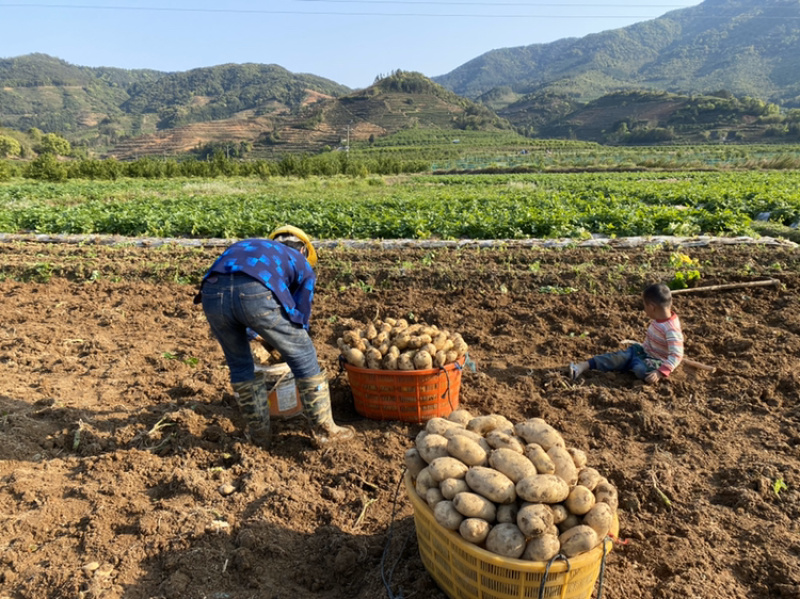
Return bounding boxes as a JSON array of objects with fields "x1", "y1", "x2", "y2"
[
  {"x1": 343, "y1": 357, "x2": 464, "y2": 423},
  {"x1": 404, "y1": 472, "x2": 618, "y2": 599}
]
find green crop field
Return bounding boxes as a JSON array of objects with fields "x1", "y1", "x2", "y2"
[{"x1": 2, "y1": 170, "x2": 800, "y2": 241}]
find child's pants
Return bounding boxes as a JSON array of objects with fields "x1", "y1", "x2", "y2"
[{"x1": 589, "y1": 344, "x2": 661, "y2": 380}]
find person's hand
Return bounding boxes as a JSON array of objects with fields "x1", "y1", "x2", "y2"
[{"x1": 645, "y1": 371, "x2": 661, "y2": 384}]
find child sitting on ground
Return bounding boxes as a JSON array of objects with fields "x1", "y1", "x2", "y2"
[{"x1": 569, "y1": 283, "x2": 684, "y2": 384}]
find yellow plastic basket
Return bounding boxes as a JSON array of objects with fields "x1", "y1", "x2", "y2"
[{"x1": 404, "y1": 472, "x2": 618, "y2": 599}]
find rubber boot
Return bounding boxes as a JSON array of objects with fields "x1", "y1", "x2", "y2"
[
  {"x1": 231, "y1": 376, "x2": 271, "y2": 448},
  {"x1": 296, "y1": 370, "x2": 355, "y2": 448}
]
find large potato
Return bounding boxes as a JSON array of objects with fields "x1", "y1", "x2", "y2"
[
  {"x1": 496, "y1": 503, "x2": 519, "y2": 524},
  {"x1": 516, "y1": 474, "x2": 570, "y2": 504},
  {"x1": 568, "y1": 447, "x2": 588, "y2": 469},
  {"x1": 516, "y1": 503, "x2": 553, "y2": 537},
  {"x1": 460, "y1": 518, "x2": 492, "y2": 545},
  {"x1": 577, "y1": 467, "x2": 602, "y2": 491},
  {"x1": 466, "y1": 415, "x2": 505, "y2": 435},
  {"x1": 489, "y1": 448, "x2": 537, "y2": 483},
  {"x1": 428, "y1": 456, "x2": 469, "y2": 482},
  {"x1": 524, "y1": 444, "x2": 556, "y2": 475},
  {"x1": 565, "y1": 485, "x2": 596, "y2": 516},
  {"x1": 426, "y1": 487, "x2": 444, "y2": 509},
  {"x1": 465, "y1": 466, "x2": 517, "y2": 504},
  {"x1": 447, "y1": 409, "x2": 474, "y2": 426},
  {"x1": 485, "y1": 523, "x2": 526, "y2": 559},
  {"x1": 440, "y1": 478, "x2": 470, "y2": 500},
  {"x1": 426, "y1": 417, "x2": 464, "y2": 436},
  {"x1": 582, "y1": 502, "x2": 615, "y2": 539},
  {"x1": 447, "y1": 434, "x2": 489, "y2": 467},
  {"x1": 485, "y1": 430, "x2": 526, "y2": 453},
  {"x1": 434, "y1": 500, "x2": 464, "y2": 531},
  {"x1": 417, "y1": 433, "x2": 449, "y2": 464},
  {"x1": 522, "y1": 534, "x2": 560, "y2": 562},
  {"x1": 404, "y1": 447, "x2": 427, "y2": 478},
  {"x1": 594, "y1": 481, "x2": 619, "y2": 512},
  {"x1": 547, "y1": 445, "x2": 579, "y2": 486},
  {"x1": 514, "y1": 418, "x2": 565, "y2": 450},
  {"x1": 550, "y1": 503, "x2": 569, "y2": 525},
  {"x1": 453, "y1": 492, "x2": 497, "y2": 522},
  {"x1": 559, "y1": 525, "x2": 599, "y2": 557},
  {"x1": 415, "y1": 467, "x2": 436, "y2": 498}
]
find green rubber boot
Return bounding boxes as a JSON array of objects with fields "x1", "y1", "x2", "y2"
[
  {"x1": 296, "y1": 370, "x2": 355, "y2": 448},
  {"x1": 231, "y1": 376, "x2": 271, "y2": 448}
]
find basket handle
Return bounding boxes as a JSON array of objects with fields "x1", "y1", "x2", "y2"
[{"x1": 539, "y1": 554, "x2": 571, "y2": 599}]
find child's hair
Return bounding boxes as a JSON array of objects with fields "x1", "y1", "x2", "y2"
[{"x1": 643, "y1": 283, "x2": 672, "y2": 308}]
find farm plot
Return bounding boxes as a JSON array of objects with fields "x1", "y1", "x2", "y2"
[{"x1": 1, "y1": 240, "x2": 799, "y2": 599}]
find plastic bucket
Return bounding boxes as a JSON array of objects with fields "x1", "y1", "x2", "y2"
[{"x1": 256, "y1": 362, "x2": 302, "y2": 419}]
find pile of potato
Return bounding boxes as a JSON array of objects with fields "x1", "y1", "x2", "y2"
[
  {"x1": 337, "y1": 317, "x2": 468, "y2": 371},
  {"x1": 406, "y1": 411, "x2": 618, "y2": 561}
]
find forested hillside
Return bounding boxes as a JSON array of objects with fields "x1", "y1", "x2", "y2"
[{"x1": 434, "y1": 0, "x2": 800, "y2": 108}]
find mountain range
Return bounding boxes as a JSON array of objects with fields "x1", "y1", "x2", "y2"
[{"x1": 2, "y1": 0, "x2": 800, "y2": 158}]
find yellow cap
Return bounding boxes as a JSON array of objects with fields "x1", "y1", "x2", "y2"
[{"x1": 268, "y1": 225, "x2": 318, "y2": 267}]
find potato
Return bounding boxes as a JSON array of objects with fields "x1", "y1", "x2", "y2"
[
  {"x1": 558, "y1": 513, "x2": 581, "y2": 534},
  {"x1": 381, "y1": 353, "x2": 398, "y2": 370},
  {"x1": 426, "y1": 487, "x2": 444, "y2": 509},
  {"x1": 432, "y1": 332, "x2": 450, "y2": 351},
  {"x1": 453, "y1": 492, "x2": 497, "y2": 521},
  {"x1": 516, "y1": 474, "x2": 570, "y2": 504},
  {"x1": 404, "y1": 447, "x2": 427, "y2": 478},
  {"x1": 417, "y1": 433, "x2": 449, "y2": 464},
  {"x1": 559, "y1": 525, "x2": 599, "y2": 557},
  {"x1": 565, "y1": 485, "x2": 596, "y2": 516},
  {"x1": 522, "y1": 534, "x2": 560, "y2": 562},
  {"x1": 577, "y1": 467, "x2": 603, "y2": 491},
  {"x1": 445, "y1": 350, "x2": 459, "y2": 364},
  {"x1": 523, "y1": 443, "x2": 556, "y2": 475},
  {"x1": 447, "y1": 409, "x2": 474, "y2": 426},
  {"x1": 465, "y1": 466, "x2": 516, "y2": 504},
  {"x1": 550, "y1": 503, "x2": 569, "y2": 525},
  {"x1": 397, "y1": 351, "x2": 415, "y2": 371},
  {"x1": 413, "y1": 350, "x2": 433, "y2": 370},
  {"x1": 433, "y1": 500, "x2": 464, "y2": 531},
  {"x1": 394, "y1": 333, "x2": 411, "y2": 350},
  {"x1": 440, "y1": 477, "x2": 470, "y2": 500},
  {"x1": 485, "y1": 523, "x2": 526, "y2": 559},
  {"x1": 496, "y1": 503, "x2": 519, "y2": 524},
  {"x1": 514, "y1": 418, "x2": 565, "y2": 450},
  {"x1": 408, "y1": 334, "x2": 433, "y2": 350},
  {"x1": 428, "y1": 456, "x2": 469, "y2": 482},
  {"x1": 594, "y1": 481, "x2": 619, "y2": 512},
  {"x1": 547, "y1": 445, "x2": 579, "y2": 486},
  {"x1": 445, "y1": 428, "x2": 492, "y2": 452},
  {"x1": 341, "y1": 346, "x2": 366, "y2": 368},
  {"x1": 433, "y1": 350, "x2": 448, "y2": 368},
  {"x1": 516, "y1": 503, "x2": 554, "y2": 537},
  {"x1": 488, "y1": 448, "x2": 537, "y2": 483},
  {"x1": 460, "y1": 518, "x2": 492, "y2": 545},
  {"x1": 567, "y1": 447, "x2": 588, "y2": 469},
  {"x1": 420, "y1": 342, "x2": 438, "y2": 356},
  {"x1": 415, "y1": 467, "x2": 436, "y2": 498},
  {"x1": 365, "y1": 347, "x2": 382, "y2": 370},
  {"x1": 447, "y1": 434, "x2": 488, "y2": 467},
  {"x1": 342, "y1": 330, "x2": 362, "y2": 347},
  {"x1": 466, "y1": 415, "x2": 505, "y2": 435},
  {"x1": 426, "y1": 417, "x2": 464, "y2": 436},
  {"x1": 485, "y1": 430, "x2": 526, "y2": 453},
  {"x1": 583, "y1": 502, "x2": 614, "y2": 539}
]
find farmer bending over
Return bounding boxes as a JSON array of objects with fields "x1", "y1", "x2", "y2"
[
  {"x1": 569, "y1": 283, "x2": 684, "y2": 384},
  {"x1": 196, "y1": 226, "x2": 355, "y2": 448}
]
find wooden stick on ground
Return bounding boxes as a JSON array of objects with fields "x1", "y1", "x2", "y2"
[{"x1": 670, "y1": 279, "x2": 780, "y2": 295}]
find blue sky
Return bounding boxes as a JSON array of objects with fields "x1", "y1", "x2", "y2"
[{"x1": 1, "y1": 1, "x2": 702, "y2": 89}]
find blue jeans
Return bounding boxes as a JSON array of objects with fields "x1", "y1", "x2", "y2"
[
  {"x1": 589, "y1": 344, "x2": 660, "y2": 380},
  {"x1": 201, "y1": 273, "x2": 320, "y2": 383}
]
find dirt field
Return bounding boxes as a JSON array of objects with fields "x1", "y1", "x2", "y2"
[{"x1": 1, "y1": 239, "x2": 799, "y2": 599}]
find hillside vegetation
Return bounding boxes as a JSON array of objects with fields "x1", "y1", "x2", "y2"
[{"x1": 433, "y1": 0, "x2": 800, "y2": 107}]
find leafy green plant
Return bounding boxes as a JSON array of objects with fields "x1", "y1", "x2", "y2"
[
  {"x1": 773, "y1": 478, "x2": 788, "y2": 498},
  {"x1": 668, "y1": 252, "x2": 701, "y2": 290}
]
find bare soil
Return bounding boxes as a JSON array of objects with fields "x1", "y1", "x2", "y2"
[{"x1": 1, "y1": 240, "x2": 799, "y2": 599}]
